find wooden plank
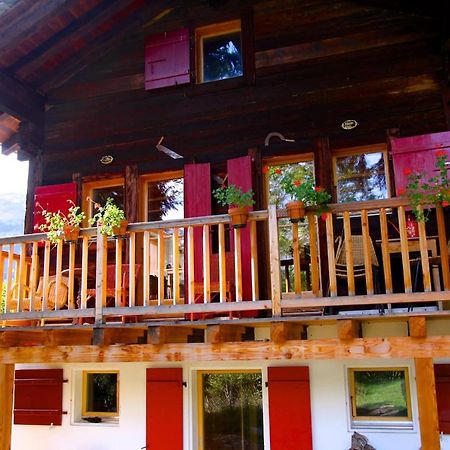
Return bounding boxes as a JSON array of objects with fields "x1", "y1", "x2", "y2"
[
  {"x1": 250, "y1": 219, "x2": 259, "y2": 301},
  {"x1": 54, "y1": 240, "x2": 63, "y2": 310},
  {"x1": 5, "y1": 245, "x2": 14, "y2": 313},
  {"x1": 80, "y1": 236, "x2": 89, "y2": 310},
  {"x1": 16, "y1": 243, "x2": 27, "y2": 312},
  {"x1": 268, "y1": 205, "x2": 281, "y2": 316},
  {"x1": 157, "y1": 230, "x2": 164, "y2": 304},
  {"x1": 379, "y1": 208, "x2": 393, "y2": 294},
  {"x1": 409, "y1": 317, "x2": 427, "y2": 338},
  {"x1": 417, "y1": 207, "x2": 432, "y2": 292},
  {"x1": 147, "y1": 326, "x2": 194, "y2": 345},
  {"x1": 2, "y1": 336, "x2": 450, "y2": 364},
  {"x1": 0, "y1": 249, "x2": 4, "y2": 317},
  {"x1": 292, "y1": 222, "x2": 302, "y2": 294},
  {"x1": 187, "y1": 226, "x2": 195, "y2": 305},
  {"x1": 270, "y1": 322, "x2": 304, "y2": 343},
  {"x1": 42, "y1": 241, "x2": 50, "y2": 311},
  {"x1": 115, "y1": 238, "x2": 123, "y2": 307},
  {"x1": 337, "y1": 319, "x2": 361, "y2": 340},
  {"x1": 436, "y1": 204, "x2": 450, "y2": 290},
  {"x1": 29, "y1": 242, "x2": 39, "y2": 312},
  {"x1": 172, "y1": 229, "x2": 180, "y2": 305},
  {"x1": 307, "y1": 212, "x2": 320, "y2": 296},
  {"x1": 398, "y1": 206, "x2": 413, "y2": 292},
  {"x1": 234, "y1": 228, "x2": 243, "y2": 302},
  {"x1": 0, "y1": 364, "x2": 14, "y2": 450},
  {"x1": 143, "y1": 231, "x2": 150, "y2": 306},
  {"x1": 128, "y1": 232, "x2": 136, "y2": 308},
  {"x1": 326, "y1": 213, "x2": 337, "y2": 297},
  {"x1": 95, "y1": 229, "x2": 107, "y2": 324},
  {"x1": 415, "y1": 358, "x2": 440, "y2": 450},
  {"x1": 205, "y1": 325, "x2": 247, "y2": 344},
  {"x1": 361, "y1": 210, "x2": 374, "y2": 295},
  {"x1": 203, "y1": 225, "x2": 211, "y2": 303},
  {"x1": 343, "y1": 211, "x2": 355, "y2": 295},
  {"x1": 67, "y1": 242, "x2": 76, "y2": 309},
  {"x1": 218, "y1": 223, "x2": 226, "y2": 303}
]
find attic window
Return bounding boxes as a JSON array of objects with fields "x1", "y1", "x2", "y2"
[{"x1": 196, "y1": 20, "x2": 243, "y2": 83}]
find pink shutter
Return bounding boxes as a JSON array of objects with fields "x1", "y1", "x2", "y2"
[
  {"x1": 268, "y1": 366, "x2": 313, "y2": 450},
  {"x1": 435, "y1": 364, "x2": 450, "y2": 433},
  {"x1": 390, "y1": 131, "x2": 450, "y2": 195},
  {"x1": 145, "y1": 28, "x2": 190, "y2": 90},
  {"x1": 33, "y1": 182, "x2": 77, "y2": 233},
  {"x1": 146, "y1": 368, "x2": 183, "y2": 450}
]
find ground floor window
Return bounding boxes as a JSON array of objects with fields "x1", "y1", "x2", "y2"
[
  {"x1": 198, "y1": 371, "x2": 263, "y2": 450},
  {"x1": 82, "y1": 371, "x2": 119, "y2": 420},
  {"x1": 348, "y1": 367, "x2": 412, "y2": 429}
]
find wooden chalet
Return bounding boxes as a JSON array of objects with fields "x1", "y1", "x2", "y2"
[{"x1": 0, "y1": 1, "x2": 450, "y2": 449}]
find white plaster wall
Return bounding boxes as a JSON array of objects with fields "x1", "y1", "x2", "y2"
[{"x1": 12, "y1": 358, "x2": 424, "y2": 450}]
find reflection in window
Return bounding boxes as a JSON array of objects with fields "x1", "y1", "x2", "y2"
[
  {"x1": 348, "y1": 368, "x2": 412, "y2": 429},
  {"x1": 200, "y1": 372, "x2": 263, "y2": 450},
  {"x1": 83, "y1": 371, "x2": 119, "y2": 417},
  {"x1": 92, "y1": 186, "x2": 124, "y2": 213},
  {"x1": 147, "y1": 177, "x2": 183, "y2": 222},
  {"x1": 335, "y1": 152, "x2": 387, "y2": 203}
]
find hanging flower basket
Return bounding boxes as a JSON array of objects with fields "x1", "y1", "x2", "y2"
[
  {"x1": 286, "y1": 200, "x2": 306, "y2": 223},
  {"x1": 63, "y1": 225, "x2": 81, "y2": 243},
  {"x1": 112, "y1": 219, "x2": 129, "y2": 237},
  {"x1": 228, "y1": 207, "x2": 249, "y2": 229}
]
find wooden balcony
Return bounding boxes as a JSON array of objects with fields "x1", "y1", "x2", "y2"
[{"x1": 0, "y1": 198, "x2": 449, "y2": 328}]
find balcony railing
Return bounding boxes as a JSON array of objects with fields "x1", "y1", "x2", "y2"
[{"x1": 0, "y1": 198, "x2": 449, "y2": 326}]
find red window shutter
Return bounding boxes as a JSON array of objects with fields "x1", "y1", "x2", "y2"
[
  {"x1": 268, "y1": 366, "x2": 313, "y2": 450},
  {"x1": 145, "y1": 28, "x2": 190, "y2": 90},
  {"x1": 33, "y1": 182, "x2": 78, "y2": 233},
  {"x1": 435, "y1": 364, "x2": 450, "y2": 433},
  {"x1": 146, "y1": 368, "x2": 183, "y2": 450},
  {"x1": 14, "y1": 369, "x2": 64, "y2": 426},
  {"x1": 390, "y1": 131, "x2": 450, "y2": 195}
]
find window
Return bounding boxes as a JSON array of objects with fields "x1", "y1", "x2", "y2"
[
  {"x1": 196, "y1": 20, "x2": 243, "y2": 83},
  {"x1": 348, "y1": 367, "x2": 412, "y2": 429},
  {"x1": 82, "y1": 371, "x2": 119, "y2": 419},
  {"x1": 198, "y1": 371, "x2": 263, "y2": 450},
  {"x1": 82, "y1": 178, "x2": 125, "y2": 224},
  {"x1": 334, "y1": 145, "x2": 389, "y2": 203}
]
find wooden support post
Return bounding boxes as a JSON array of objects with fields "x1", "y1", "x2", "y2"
[
  {"x1": 206, "y1": 325, "x2": 247, "y2": 344},
  {"x1": 0, "y1": 364, "x2": 14, "y2": 450},
  {"x1": 409, "y1": 317, "x2": 427, "y2": 338},
  {"x1": 268, "y1": 205, "x2": 281, "y2": 316},
  {"x1": 337, "y1": 320, "x2": 361, "y2": 340},
  {"x1": 95, "y1": 228, "x2": 107, "y2": 325},
  {"x1": 415, "y1": 358, "x2": 440, "y2": 450},
  {"x1": 270, "y1": 322, "x2": 304, "y2": 344}
]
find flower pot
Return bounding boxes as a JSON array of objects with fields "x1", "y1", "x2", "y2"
[
  {"x1": 63, "y1": 225, "x2": 80, "y2": 243},
  {"x1": 112, "y1": 219, "x2": 128, "y2": 237},
  {"x1": 228, "y1": 207, "x2": 249, "y2": 229},
  {"x1": 286, "y1": 201, "x2": 305, "y2": 223}
]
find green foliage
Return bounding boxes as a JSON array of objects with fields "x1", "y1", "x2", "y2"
[
  {"x1": 402, "y1": 151, "x2": 450, "y2": 221},
  {"x1": 37, "y1": 200, "x2": 85, "y2": 244},
  {"x1": 213, "y1": 184, "x2": 255, "y2": 208},
  {"x1": 89, "y1": 197, "x2": 126, "y2": 236},
  {"x1": 1, "y1": 284, "x2": 5, "y2": 313}
]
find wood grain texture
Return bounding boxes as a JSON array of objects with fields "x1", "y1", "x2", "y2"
[{"x1": 0, "y1": 364, "x2": 14, "y2": 450}]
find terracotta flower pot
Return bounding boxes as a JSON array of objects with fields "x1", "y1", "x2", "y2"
[
  {"x1": 228, "y1": 207, "x2": 249, "y2": 229},
  {"x1": 112, "y1": 219, "x2": 128, "y2": 237},
  {"x1": 63, "y1": 225, "x2": 80, "y2": 243},
  {"x1": 286, "y1": 200, "x2": 305, "y2": 223}
]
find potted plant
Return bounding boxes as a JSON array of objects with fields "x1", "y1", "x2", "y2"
[
  {"x1": 88, "y1": 197, "x2": 128, "y2": 237},
  {"x1": 401, "y1": 150, "x2": 450, "y2": 222},
  {"x1": 37, "y1": 200, "x2": 85, "y2": 244},
  {"x1": 213, "y1": 184, "x2": 255, "y2": 228},
  {"x1": 278, "y1": 171, "x2": 331, "y2": 222}
]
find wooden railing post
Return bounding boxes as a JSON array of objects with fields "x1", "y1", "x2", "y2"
[
  {"x1": 268, "y1": 205, "x2": 281, "y2": 317},
  {"x1": 95, "y1": 228, "x2": 107, "y2": 325},
  {"x1": 0, "y1": 364, "x2": 14, "y2": 450}
]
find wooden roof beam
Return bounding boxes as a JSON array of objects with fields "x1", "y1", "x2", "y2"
[{"x1": 0, "y1": 69, "x2": 44, "y2": 127}]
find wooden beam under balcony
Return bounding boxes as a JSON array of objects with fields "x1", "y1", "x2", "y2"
[{"x1": 408, "y1": 317, "x2": 427, "y2": 338}]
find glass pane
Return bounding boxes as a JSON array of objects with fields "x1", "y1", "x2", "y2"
[
  {"x1": 85, "y1": 373, "x2": 118, "y2": 414},
  {"x1": 92, "y1": 186, "x2": 124, "y2": 211},
  {"x1": 147, "y1": 177, "x2": 184, "y2": 222},
  {"x1": 202, "y1": 372, "x2": 263, "y2": 450},
  {"x1": 203, "y1": 32, "x2": 243, "y2": 82},
  {"x1": 336, "y1": 152, "x2": 387, "y2": 203},
  {"x1": 353, "y1": 370, "x2": 408, "y2": 418}
]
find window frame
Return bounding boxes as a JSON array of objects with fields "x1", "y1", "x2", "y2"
[
  {"x1": 197, "y1": 369, "x2": 263, "y2": 450},
  {"x1": 332, "y1": 144, "x2": 390, "y2": 204},
  {"x1": 347, "y1": 366, "x2": 413, "y2": 430},
  {"x1": 195, "y1": 19, "x2": 242, "y2": 84},
  {"x1": 81, "y1": 177, "x2": 125, "y2": 226},
  {"x1": 81, "y1": 370, "x2": 120, "y2": 418}
]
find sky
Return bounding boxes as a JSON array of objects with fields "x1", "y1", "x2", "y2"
[{"x1": 0, "y1": 153, "x2": 29, "y2": 237}]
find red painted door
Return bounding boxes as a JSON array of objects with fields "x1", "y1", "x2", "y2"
[
  {"x1": 268, "y1": 366, "x2": 313, "y2": 450},
  {"x1": 146, "y1": 368, "x2": 183, "y2": 450}
]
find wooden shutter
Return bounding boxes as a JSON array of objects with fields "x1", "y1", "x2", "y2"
[
  {"x1": 146, "y1": 368, "x2": 183, "y2": 450},
  {"x1": 268, "y1": 366, "x2": 313, "y2": 450},
  {"x1": 14, "y1": 369, "x2": 64, "y2": 426},
  {"x1": 435, "y1": 364, "x2": 450, "y2": 433},
  {"x1": 145, "y1": 28, "x2": 190, "y2": 90},
  {"x1": 390, "y1": 131, "x2": 450, "y2": 195},
  {"x1": 33, "y1": 182, "x2": 77, "y2": 233}
]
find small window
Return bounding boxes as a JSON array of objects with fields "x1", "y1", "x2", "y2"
[
  {"x1": 348, "y1": 367, "x2": 412, "y2": 430},
  {"x1": 334, "y1": 146, "x2": 389, "y2": 203},
  {"x1": 82, "y1": 371, "x2": 119, "y2": 418},
  {"x1": 198, "y1": 371, "x2": 263, "y2": 450},
  {"x1": 196, "y1": 20, "x2": 243, "y2": 83}
]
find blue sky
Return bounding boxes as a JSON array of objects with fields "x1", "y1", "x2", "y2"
[{"x1": 0, "y1": 153, "x2": 28, "y2": 237}]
